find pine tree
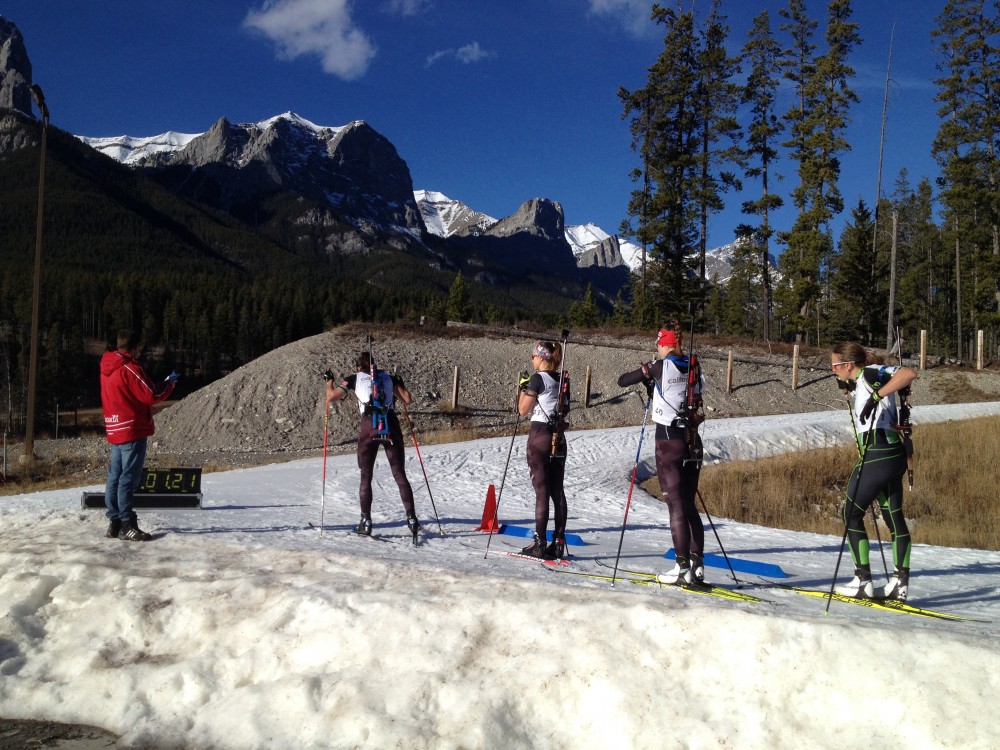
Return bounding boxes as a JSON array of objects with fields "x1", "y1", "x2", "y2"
[
  {"x1": 777, "y1": 0, "x2": 861, "y2": 344},
  {"x1": 619, "y1": 6, "x2": 703, "y2": 321},
  {"x1": 931, "y1": 0, "x2": 1000, "y2": 359},
  {"x1": 446, "y1": 271, "x2": 472, "y2": 323},
  {"x1": 739, "y1": 9, "x2": 785, "y2": 341},
  {"x1": 694, "y1": 0, "x2": 743, "y2": 286}
]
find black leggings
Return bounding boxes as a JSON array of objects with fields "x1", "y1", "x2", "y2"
[
  {"x1": 655, "y1": 430, "x2": 704, "y2": 562},
  {"x1": 526, "y1": 423, "x2": 567, "y2": 539},
  {"x1": 843, "y1": 440, "x2": 909, "y2": 569},
  {"x1": 357, "y1": 412, "x2": 414, "y2": 517}
]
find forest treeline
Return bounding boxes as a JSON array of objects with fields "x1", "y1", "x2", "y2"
[{"x1": 616, "y1": 0, "x2": 998, "y2": 361}]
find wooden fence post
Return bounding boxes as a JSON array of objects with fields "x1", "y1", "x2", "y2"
[
  {"x1": 920, "y1": 330, "x2": 927, "y2": 370},
  {"x1": 791, "y1": 344, "x2": 799, "y2": 391},
  {"x1": 977, "y1": 329, "x2": 984, "y2": 370},
  {"x1": 726, "y1": 350, "x2": 734, "y2": 394},
  {"x1": 584, "y1": 365, "x2": 592, "y2": 408},
  {"x1": 451, "y1": 366, "x2": 460, "y2": 411}
]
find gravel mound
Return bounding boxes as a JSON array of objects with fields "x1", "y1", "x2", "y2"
[{"x1": 148, "y1": 324, "x2": 1000, "y2": 466}]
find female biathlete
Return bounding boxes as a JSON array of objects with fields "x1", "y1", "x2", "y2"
[
  {"x1": 516, "y1": 340, "x2": 571, "y2": 559},
  {"x1": 830, "y1": 342, "x2": 917, "y2": 600},
  {"x1": 617, "y1": 321, "x2": 705, "y2": 585}
]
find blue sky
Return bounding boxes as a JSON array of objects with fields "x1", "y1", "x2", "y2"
[{"x1": 3, "y1": 0, "x2": 945, "y2": 251}]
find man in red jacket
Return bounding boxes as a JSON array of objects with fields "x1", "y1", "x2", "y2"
[{"x1": 100, "y1": 330, "x2": 177, "y2": 541}]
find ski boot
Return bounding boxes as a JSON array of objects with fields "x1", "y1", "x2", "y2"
[
  {"x1": 520, "y1": 533, "x2": 549, "y2": 559},
  {"x1": 656, "y1": 558, "x2": 693, "y2": 586},
  {"x1": 689, "y1": 552, "x2": 705, "y2": 584},
  {"x1": 406, "y1": 514, "x2": 421, "y2": 544},
  {"x1": 544, "y1": 535, "x2": 566, "y2": 560},
  {"x1": 877, "y1": 568, "x2": 909, "y2": 601},
  {"x1": 355, "y1": 515, "x2": 373, "y2": 537},
  {"x1": 835, "y1": 566, "x2": 874, "y2": 599},
  {"x1": 119, "y1": 518, "x2": 151, "y2": 542},
  {"x1": 106, "y1": 519, "x2": 122, "y2": 539}
]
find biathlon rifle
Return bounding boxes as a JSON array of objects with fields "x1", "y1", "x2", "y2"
[
  {"x1": 366, "y1": 334, "x2": 392, "y2": 444},
  {"x1": 682, "y1": 307, "x2": 704, "y2": 467},
  {"x1": 551, "y1": 329, "x2": 571, "y2": 461},
  {"x1": 892, "y1": 325, "x2": 914, "y2": 490}
]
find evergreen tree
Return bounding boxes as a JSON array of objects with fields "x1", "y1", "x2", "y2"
[
  {"x1": 776, "y1": 0, "x2": 861, "y2": 344},
  {"x1": 446, "y1": 271, "x2": 472, "y2": 323},
  {"x1": 619, "y1": 6, "x2": 703, "y2": 321},
  {"x1": 694, "y1": 0, "x2": 743, "y2": 286},
  {"x1": 739, "y1": 10, "x2": 785, "y2": 341},
  {"x1": 931, "y1": 0, "x2": 1000, "y2": 359}
]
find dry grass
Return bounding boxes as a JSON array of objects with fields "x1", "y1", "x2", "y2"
[{"x1": 642, "y1": 415, "x2": 1000, "y2": 551}]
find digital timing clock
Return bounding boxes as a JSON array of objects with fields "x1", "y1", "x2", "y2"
[
  {"x1": 138, "y1": 467, "x2": 202, "y2": 495},
  {"x1": 81, "y1": 467, "x2": 203, "y2": 509}
]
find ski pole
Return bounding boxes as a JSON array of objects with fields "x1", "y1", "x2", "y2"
[
  {"x1": 319, "y1": 408, "x2": 329, "y2": 537},
  {"x1": 610, "y1": 393, "x2": 652, "y2": 586},
  {"x1": 695, "y1": 489, "x2": 742, "y2": 586},
  {"x1": 826, "y1": 423, "x2": 876, "y2": 613},
  {"x1": 484, "y1": 411, "x2": 524, "y2": 559},
  {"x1": 402, "y1": 403, "x2": 443, "y2": 536}
]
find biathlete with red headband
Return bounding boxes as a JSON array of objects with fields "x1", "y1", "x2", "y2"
[{"x1": 617, "y1": 320, "x2": 706, "y2": 585}]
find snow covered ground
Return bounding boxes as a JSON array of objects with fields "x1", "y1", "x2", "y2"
[{"x1": 2, "y1": 403, "x2": 1000, "y2": 749}]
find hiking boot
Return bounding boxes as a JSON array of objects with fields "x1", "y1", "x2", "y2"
[
  {"x1": 877, "y1": 568, "x2": 909, "y2": 601},
  {"x1": 355, "y1": 516, "x2": 373, "y2": 536},
  {"x1": 544, "y1": 536, "x2": 566, "y2": 560},
  {"x1": 835, "y1": 567, "x2": 874, "y2": 599},
  {"x1": 106, "y1": 519, "x2": 122, "y2": 539},
  {"x1": 520, "y1": 534, "x2": 549, "y2": 558},
  {"x1": 119, "y1": 519, "x2": 151, "y2": 542},
  {"x1": 656, "y1": 562, "x2": 693, "y2": 586},
  {"x1": 690, "y1": 552, "x2": 705, "y2": 583}
]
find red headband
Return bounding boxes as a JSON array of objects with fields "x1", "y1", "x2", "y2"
[{"x1": 656, "y1": 329, "x2": 678, "y2": 347}]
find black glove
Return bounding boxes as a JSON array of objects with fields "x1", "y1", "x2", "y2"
[{"x1": 859, "y1": 391, "x2": 881, "y2": 425}]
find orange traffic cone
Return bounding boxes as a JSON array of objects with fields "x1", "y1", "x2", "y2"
[{"x1": 475, "y1": 484, "x2": 501, "y2": 532}]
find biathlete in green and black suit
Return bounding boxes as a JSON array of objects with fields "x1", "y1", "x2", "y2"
[{"x1": 831, "y1": 342, "x2": 918, "y2": 601}]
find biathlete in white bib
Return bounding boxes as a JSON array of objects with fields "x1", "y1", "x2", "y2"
[
  {"x1": 617, "y1": 321, "x2": 706, "y2": 585},
  {"x1": 516, "y1": 340, "x2": 571, "y2": 560}
]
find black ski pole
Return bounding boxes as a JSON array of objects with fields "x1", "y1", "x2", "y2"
[
  {"x1": 611, "y1": 393, "x2": 652, "y2": 586},
  {"x1": 826, "y1": 423, "x2": 876, "y2": 613},
  {"x1": 695, "y1": 489, "x2": 742, "y2": 587},
  {"x1": 840, "y1": 381, "x2": 889, "y2": 578},
  {"x1": 402, "y1": 403, "x2": 443, "y2": 536},
  {"x1": 484, "y1": 411, "x2": 524, "y2": 559}
]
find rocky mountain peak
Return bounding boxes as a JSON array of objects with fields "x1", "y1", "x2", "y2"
[
  {"x1": 486, "y1": 198, "x2": 566, "y2": 242},
  {"x1": 0, "y1": 16, "x2": 33, "y2": 116}
]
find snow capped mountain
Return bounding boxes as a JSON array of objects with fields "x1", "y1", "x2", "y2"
[
  {"x1": 413, "y1": 189, "x2": 496, "y2": 237},
  {"x1": 704, "y1": 237, "x2": 781, "y2": 285},
  {"x1": 78, "y1": 112, "x2": 343, "y2": 167},
  {"x1": 80, "y1": 130, "x2": 199, "y2": 165},
  {"x1": 414, "y1": 191, "x2": 644, "y2": 273}
]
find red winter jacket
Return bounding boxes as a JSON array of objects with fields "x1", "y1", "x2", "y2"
[{"x1": 100, "y1": 350, "x2": 174, "y2": 445}]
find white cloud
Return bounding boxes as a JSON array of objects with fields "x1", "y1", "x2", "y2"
[
  {"x1": 588, "y1": 0, "x2": 655, "y2": 37},
  {"x1": 244, "y1": 0, "x2": 377, "y2": 81},
  {"x1": 384, "y1": 0, "x2": 432, "y2": 16},
  {"x1": 456, "y1": 41, "x2": 491, "y2": 64},
  {"x1": 425, "y1": 41, "x2": 494, "y2": 68}
]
